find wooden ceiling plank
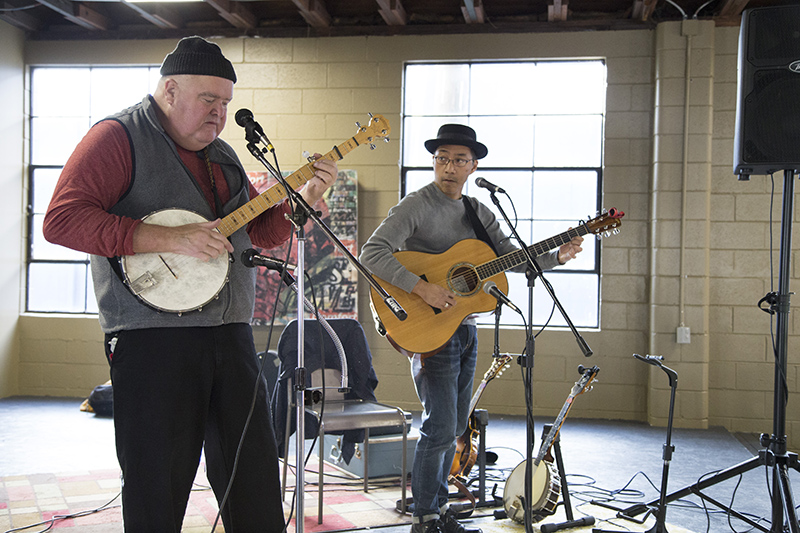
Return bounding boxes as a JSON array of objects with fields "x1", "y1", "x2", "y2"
[
  {"x1": 204, "y1": 0, "x2": 256, "y2": 29},
  {"x1": 122, "y1": 1, "x2": 181, "y2": 29},
  {"x1": 36, "y1": 0, "x2": 110, "y2": 29},
  {"x1": 461, "y1": 0, "x2": 484, "y2": 24},
  {"x1": 375, "y1": 0, "x2": 406, "y2": 25},
  {"x1": 292, "y1": 0, "x2": 331, "y2": 28},
  {"x1": 0, "y1": 2, "x2": 43, "y2": 31},
  {"x1": 548, "y1": 0, "x2": 568, "y2": 22},
  {"x1": 717, "y1": 0, "x2": 750, "y2": 18}
]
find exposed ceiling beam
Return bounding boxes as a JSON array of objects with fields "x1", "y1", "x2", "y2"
[
  {"x1": 122, "y1": 1, "x2": 182, "y2": 29},
  {"x1": 548, "y1": 0, "x2": 568, "y2": 22},
  {"x1": 36, "y1": 0, "x2": 110, "y2": 29},
  {"x1": 631, "y1": 0, "x2": 658, "y2": 22},
  {"x1": 717, "y1": 0, "x2": 750, "y2": 18},
  {"x1": 461, "y1": 0, "x2": 484, "y2": 24},
  {"x1": 0, "y1": 2, "x2": 43, "y2": 31},
  {"x1": 375, "y1": 0, "x2": 406, "y2": 26},
  {"x1": 292, "y1": 0, "x2": 330, "y2": 27},
  {"x1": 204, "y1": 0, "x2": 256, "y2": 28}
]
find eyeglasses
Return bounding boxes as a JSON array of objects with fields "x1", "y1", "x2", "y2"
[{"x1": 433, "y1": 156, "x2": 474, "y2": 168}]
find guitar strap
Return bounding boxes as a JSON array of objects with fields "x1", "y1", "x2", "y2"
[{"x1": 462, "y1": 196, "x2": 499, "y2": 256}]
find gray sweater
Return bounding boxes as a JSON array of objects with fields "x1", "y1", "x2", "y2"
[{"x1": 359, "y1": 182, "x2": 559, "y2": 294}]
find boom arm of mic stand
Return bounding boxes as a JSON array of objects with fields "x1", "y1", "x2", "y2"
[
  {"x1": 489, "y1": 192, "x2": 593, "y2": 357},
  {"x1": 246, "y1": 140, "x2": 407, "y2": 322}
]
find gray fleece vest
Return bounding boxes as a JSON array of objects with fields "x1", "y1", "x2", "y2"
[{"x1": 90, "y1": 95, "x2": 257, "y2": 333}]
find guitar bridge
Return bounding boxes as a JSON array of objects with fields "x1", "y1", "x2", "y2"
[{"x1": 128, "y1": 271, "x2": 157, "y2": 294}]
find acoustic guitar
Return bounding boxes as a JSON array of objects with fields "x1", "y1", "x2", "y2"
[
  {"x1": 503, "y1": 365, "x2": 600, "y2": 524},
  {"x1": 369, "y1": 209, "x2": 624, "y2": 356},
  {"x1": 120, "y1": 114, "x2": 390, "y2": 313}
]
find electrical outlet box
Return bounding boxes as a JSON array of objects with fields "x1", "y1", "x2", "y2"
[{"x1": 677, "y1": 326, "x2": 691, "y2": 344}]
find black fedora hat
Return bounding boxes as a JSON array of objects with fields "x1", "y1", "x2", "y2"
[{"x1": 424, "y1": 124, "x2": 488, "y2": 160}]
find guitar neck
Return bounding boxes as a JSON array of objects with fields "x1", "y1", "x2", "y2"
[
  {"x1": 467, "y1": 382, "x2": 488, "y2": 416},
  {"x1": 216, "y1": 138, "x2": 358, "y2": 237},
  {"x1": 476, "y1": 224, "x2": 591, "y2": 280}
]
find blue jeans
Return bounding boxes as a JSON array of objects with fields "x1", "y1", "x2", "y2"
[{"x1": 410, "y1": 324, "x2": 478, "y2": 522}]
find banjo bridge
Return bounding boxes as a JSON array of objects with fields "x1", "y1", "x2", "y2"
[{"x1": 128, "y1": 271, "x2": 158, "y2": 294}]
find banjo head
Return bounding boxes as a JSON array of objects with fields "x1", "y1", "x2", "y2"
[
  {"x1": 503, "y1": 459, "x2": 560, "y2": 524},
  {"x1": 121, "y1": 208, "x2": 231, "y2": 313}
]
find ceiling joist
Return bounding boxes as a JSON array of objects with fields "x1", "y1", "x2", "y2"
[
  {"x1": 631, "y1": 0, "x2": 658, "y2": 22},
  {"x1": 461, "y1": 0, "x2": 484, "y2": 24},
  {"x1": 204, "y1": 0, "x2": 256, "y2": 29},
  {"x1": 122, "y1": 1, "x2": 182, "y2": 29},
  {"x1": 548, "y1": 0, "x2": 568, "y2": 22},
  {"x1": 375, "y1": 0, "x2": 406, "y2": 26},
  {"x1": 36, "y1": 0, "x2": 109, "y2": 30},
  {"x1": 292, "y1": 0, "x2": 330, "y2": 28}
]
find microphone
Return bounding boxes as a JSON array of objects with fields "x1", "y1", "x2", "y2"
[
  {"x1": 234, "y1": 108, "x2": 274, "y2": 152},
  {"x1": 241, "y1": 249, "x2": 296, "y2": 284},
  {"x1": 475, "y1": 177, "x2": 505, "y2": 194},
  {"x1": 483, "y1": 281, "x2": 521, "y2": 314}
]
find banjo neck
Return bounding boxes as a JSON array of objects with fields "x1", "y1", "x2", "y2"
[{"x1": 217, "y1": 114, "x2": 390, "y2": 238}]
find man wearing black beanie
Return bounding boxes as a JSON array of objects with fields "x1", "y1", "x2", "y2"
[{"x1": 44, "y1": 36, "x2": 338, "y2": 531}]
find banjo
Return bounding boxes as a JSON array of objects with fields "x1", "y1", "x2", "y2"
[
  {"x1": 120, "y1": 113, "x2": 391, "y2": 313},
  {"x1": 503, "y1": 365, "x2": 599, "y2": 524}
]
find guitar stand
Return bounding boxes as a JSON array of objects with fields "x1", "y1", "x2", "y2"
[
  {"x1": 449, "y1": 409, "x2": 504, "y2": 515},
  {"x1": 537, "y1": 424, "x2": 596, "y2": 533}
]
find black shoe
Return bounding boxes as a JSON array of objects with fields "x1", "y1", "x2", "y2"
[
  {"x1": 442, "y1": 508, "x2": 482, "y2": 533},
  {"x1": 410, "y1": 519, "x2": 445, "y2": 533}
]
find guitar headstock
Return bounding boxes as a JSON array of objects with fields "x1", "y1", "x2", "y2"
[
  {"x1": 571, "y1": 365, "x2": 600, "y2": 396},
  {"x1": 585, "y1": 208, "x2": 624, "y2": 238},
  {"x1": 353, "y1": 113, "x2": 391, "y2": 149},
  {"x1": 483, "y1": 354, "x2": 513, "y2": 383}
]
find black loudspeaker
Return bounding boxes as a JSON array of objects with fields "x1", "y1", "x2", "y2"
[{"x1": 734, "y1": 5, "x2": 800, "y2": 177}]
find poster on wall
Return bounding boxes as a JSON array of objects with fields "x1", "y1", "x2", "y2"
[{"x1": 247, "y1": 169, "x2": 358, "y2": 327}]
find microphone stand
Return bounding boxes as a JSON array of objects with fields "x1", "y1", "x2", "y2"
[
  {"x1": 486, "y1": 190, "x2": 593, "y2": 533},
  {"x1": 241, "y1": 132, "x2": 405, "y2": 533}
]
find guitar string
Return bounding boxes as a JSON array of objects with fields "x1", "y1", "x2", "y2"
[{"x1": 126, "y1": 132, "x2": 373, "y2": 300}]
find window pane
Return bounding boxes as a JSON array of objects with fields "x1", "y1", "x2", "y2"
[
  {"x1": 470, "y1": 116, "x2": 535, "y2": 168},
  {"x1": 532, "y1": 171, "x2": 598, "y2": 220},
  {"x1": 28, "y1": 262, "x2": 89, "y2": 313},
  {"x1": 534, "y1": 115, "x2": 603, "y2": 167},
  {"x1": 31, "y1": 168, "x2": 62, "y2": 213},
  {"x1": 532, "y1": 272, "x2": 599, "y2": 328},
  {"x1": 31, "y1": 68, "x2": 91, "y2": 117},
  {"x1": 466, "y1": 170, "x2": 533, "y2": 220},
  {"x1": 404, "y1": 64, "x2": 470, "y2": 116},
  {"x1": 405, "y1": 170, "x2": 431, "y2": 194},
  {"x1": 31, "y1": 117, "x2": 91, "y2": 165},
  {"x1": 532, "y1": 61, "x2": 607, "y2": 115},
  {"x1": 90, "y1": 67, "x2": 156, "y2": 122},
  {"x1": 470, "y1": 63, "x2": 537, "y2": 115}
]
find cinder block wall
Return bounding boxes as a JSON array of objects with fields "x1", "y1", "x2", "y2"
[{"x1": 16, "y1": 24, "x2": 799, "y2": 446}]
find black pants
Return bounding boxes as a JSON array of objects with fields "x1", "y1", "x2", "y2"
[{"x1": 105, "y1": 324, "x2": 285, "y2": 532}]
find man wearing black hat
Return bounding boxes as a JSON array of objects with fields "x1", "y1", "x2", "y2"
[
  {"x1": 360, "y1": 124, "x2": 582, "y2": 533},
  {"x1": 43, "y1": 36, "x2": 338, "y2": 531}
]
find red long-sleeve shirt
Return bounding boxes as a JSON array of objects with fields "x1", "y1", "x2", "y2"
[{"x1": 43, "y1": 120, "x2": 293, "y2": 257}]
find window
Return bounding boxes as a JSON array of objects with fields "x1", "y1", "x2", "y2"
[
  {"x1": 27, "y1": 66, "x2": 161, "y2": 313},
  {"x1": 401, "y1": 61, "x2": 607, "y2": 329}
]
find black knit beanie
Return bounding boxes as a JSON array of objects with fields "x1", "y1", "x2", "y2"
[{"x1": 160, "y1": 36, "x2": 237, "y2": 83}]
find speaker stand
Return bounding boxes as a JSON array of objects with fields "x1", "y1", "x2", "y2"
[{"x1": 617, "y1": 169, "x2": 800, "y2": 533}]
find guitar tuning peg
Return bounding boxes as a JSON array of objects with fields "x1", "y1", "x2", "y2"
[
  {"x1": 368, "y1": 112, "x2": 374, "y2": 117},
  {"x1": 604, "y1": 230, "x2": 612, "y2": 237},
  {"x1": 613, "y1": 228, "x2": 620, "y2": 235},
  {"x1": 384, "y1": 137, "x2": 390, "y2": 143},
  {"x1": 369, "y1": 143, "x2": 376, "y2": 150},
  {"x1": 355, "y1": 121, "x2": 362, "y2": 128},
  {"x1": 595, "y1": 233, "x2": 602, "y2": 240}
]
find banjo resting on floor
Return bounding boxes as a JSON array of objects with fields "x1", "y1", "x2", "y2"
[{"x1": 120, "y1": 114, "x2": 390, "y2": 314}]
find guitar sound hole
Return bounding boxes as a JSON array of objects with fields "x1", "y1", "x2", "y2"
[{"x1": 448, "y1": 264, "x2": 479, "y2": 296}]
